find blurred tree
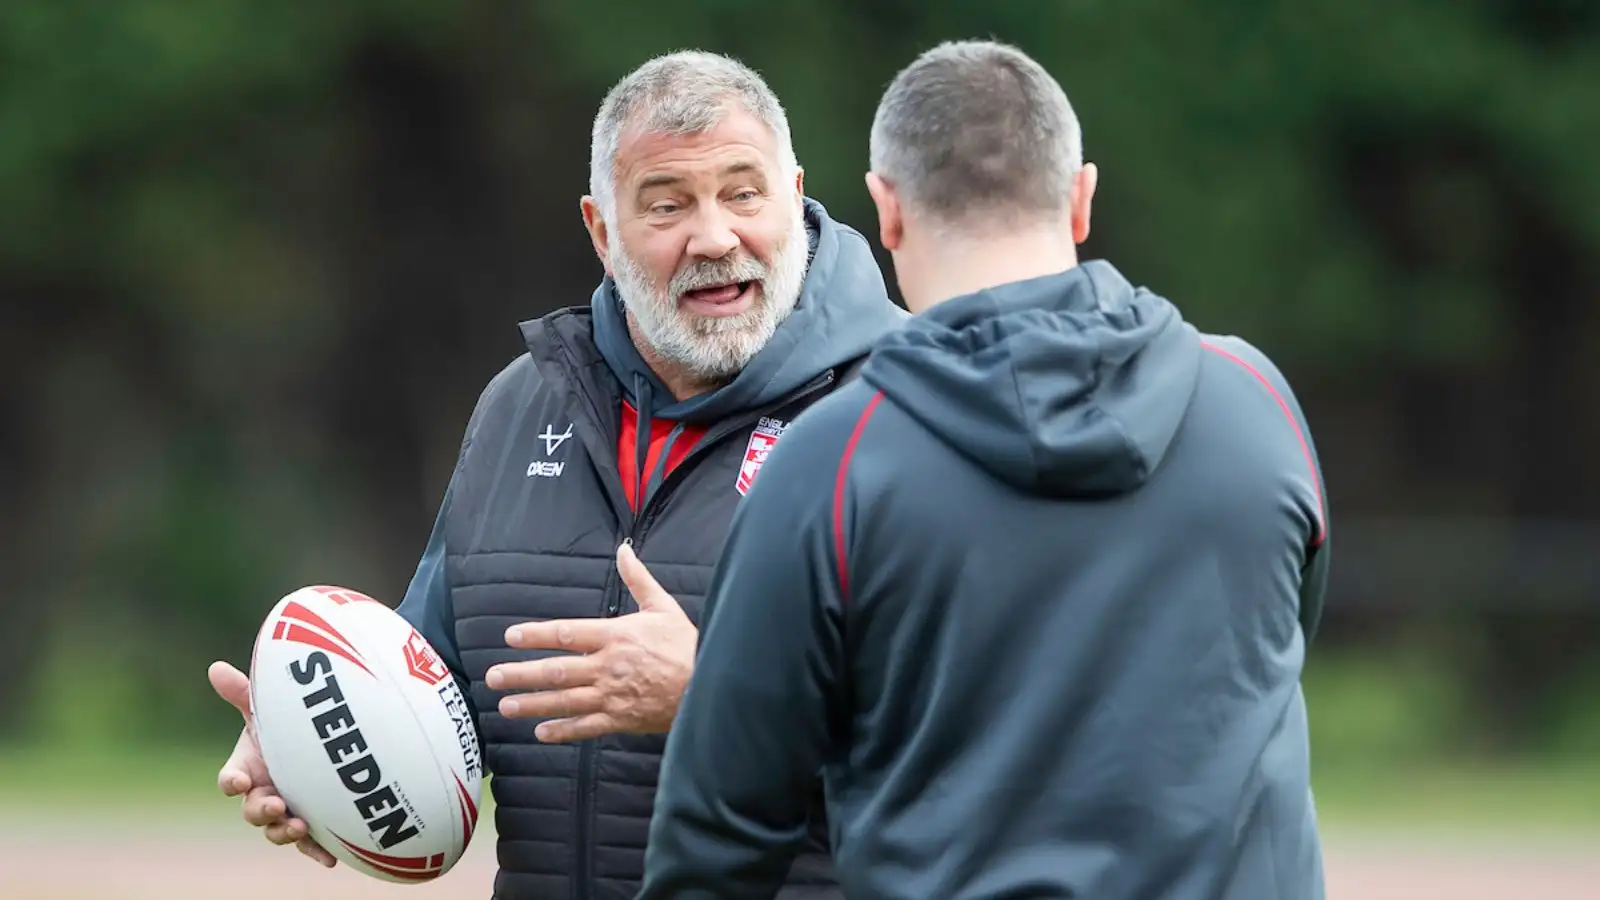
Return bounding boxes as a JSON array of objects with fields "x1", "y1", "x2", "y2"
[{"x1": 0, "y1": 0, "x2": 1596, "y2": 753}]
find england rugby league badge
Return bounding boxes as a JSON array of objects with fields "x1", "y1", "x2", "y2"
[{"x1": 735, "y1": 416, "x2": 787, "y2": 495}]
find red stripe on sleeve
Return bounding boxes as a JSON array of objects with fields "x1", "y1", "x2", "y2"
[
  {"x1": 1201, "y1": 343, "x2": 1327, "y2": 547},
  {"x1": 833, "y1": 391, "x2": 886, "y2": 602}
]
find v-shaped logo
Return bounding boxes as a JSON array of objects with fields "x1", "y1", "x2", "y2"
[{"x1": 540, "y1": 424, "x2": 573, "y2": 456}]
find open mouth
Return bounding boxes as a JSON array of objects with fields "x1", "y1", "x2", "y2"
[{"x1": 681, "y1": 281, "x2": 755, "y2": 306}]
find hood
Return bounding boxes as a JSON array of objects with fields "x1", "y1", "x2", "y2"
[
  {"x1": 861, "y1": 260, "x2": 1202, "y2": 498},
  {"x1": 591, "y1": 197, "x2": 908, "y2": 423}
]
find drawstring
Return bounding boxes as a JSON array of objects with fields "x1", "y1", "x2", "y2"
[
  {"x1": 632, "y1": 373, "x2": 653, "y2": 509},
  {"x1": 645, "y1": 421, "x2": 689, "y2": 501}
]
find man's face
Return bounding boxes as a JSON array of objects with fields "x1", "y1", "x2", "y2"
[{"x1": 583, "y1": 107, "x2": 808, "y2": 381}]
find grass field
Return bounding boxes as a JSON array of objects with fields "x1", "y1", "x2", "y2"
[
  {"x1": 2, "y1": 745, "x2": 1597, "y2": 899},
  {"x1": 5, "y1": 745, "x2": 1596, "y2": 829}
]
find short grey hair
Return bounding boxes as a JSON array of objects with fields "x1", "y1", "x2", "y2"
[
  {"x1": 869, "y1": 40, "x2": 1083, "y2": 233},
  {"x1": 589, "y1": 50, "x2": 800, "y2": 223}
]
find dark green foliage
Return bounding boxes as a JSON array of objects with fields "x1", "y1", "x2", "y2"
[{"x1": 1, "y1": 1, "x2": 1595, "y2": 758}]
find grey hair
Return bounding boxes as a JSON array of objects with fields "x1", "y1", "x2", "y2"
[
  {"x1": 869, "y1": 40, "x2": 1083, "y2": 234},
  {"x1": 589, "y1": 50, "x2": 800, "y2": 223}
]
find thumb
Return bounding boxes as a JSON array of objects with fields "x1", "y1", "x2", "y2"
[
  {"x1": 208, "y1": 660, "x2": 253, "y2": 721},
  {"x1": 617, "y1": 542, "x2": 681, "y2": 614}
]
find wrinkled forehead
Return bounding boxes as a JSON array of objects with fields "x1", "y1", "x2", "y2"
[{"x1": 615, "y1": 108, "x2": 785, "y2": 194}]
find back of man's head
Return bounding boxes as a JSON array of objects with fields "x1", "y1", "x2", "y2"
[{"x1": 869, "y1": 40, "x2": 1083, "y2": 237}]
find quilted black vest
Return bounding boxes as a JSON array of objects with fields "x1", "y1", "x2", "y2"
[{"x1": 445, "y1": 308, "x2": 854, "y2": 899}]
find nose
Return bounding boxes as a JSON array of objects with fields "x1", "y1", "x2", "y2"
[{"x1": 683, "y1": 205, "x2": 740, "y2": 260}]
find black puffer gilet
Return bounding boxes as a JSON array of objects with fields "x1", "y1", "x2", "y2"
[{"x1": 445, "y1": 310, "x2": 856, "y2": 899}]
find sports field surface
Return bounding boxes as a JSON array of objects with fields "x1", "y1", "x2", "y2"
[{"x1": 3, "y1": 749, "x2": 1596, "y2": 899}]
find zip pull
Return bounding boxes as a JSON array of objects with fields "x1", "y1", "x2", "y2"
[{"x1": 607, "y1": 537, "x2": 634, "y2": 617}]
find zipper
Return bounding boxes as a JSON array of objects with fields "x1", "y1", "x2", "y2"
[
  {"x1": 573, "y1": 553, "x2": 621, "y2": 899},
  {"x1": 576, "y1": 368, "x2": 837, "y2": 895}
]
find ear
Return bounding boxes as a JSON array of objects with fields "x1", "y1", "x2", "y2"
[
  {"x1": 580, "y1": 196, "x2": 613, "y2": 275},
  {"x1": 792, "y1": 166, "x2": 805, "y2": 202},
  {"x1": 1070, "y1": 162, "x2": 1098, "y2": 246},
  {"x1": 864, "y1": 172, "x2": 904, "y2": 252}
]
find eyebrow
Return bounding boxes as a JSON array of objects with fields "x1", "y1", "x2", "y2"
[
  {"x1": 636, "y1": 173, "x2": 685, "y2": 192},
  {"x1": 633, "y1": 161, "x2": 767, "y2": 195},
  {"x1": 719, "y1": 161, "x2": 763, "y2": 180}
]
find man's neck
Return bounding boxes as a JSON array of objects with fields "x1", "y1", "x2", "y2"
[{"x1": 903, "y1": 227, "x2": 1079, "y2": 315}]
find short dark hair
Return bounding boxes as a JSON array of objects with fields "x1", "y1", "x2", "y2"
[{"x1": 870, "y1": 40, "x2": 1082, "y2": 233}]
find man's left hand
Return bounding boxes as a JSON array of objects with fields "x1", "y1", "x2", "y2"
[{"x1": 487, "y1": 542, "x2": 696, "y2": 743}]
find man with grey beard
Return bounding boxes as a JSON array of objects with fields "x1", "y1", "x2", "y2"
[{"x1": 206, "y1": 50, "x2": 906, "y2": 899}]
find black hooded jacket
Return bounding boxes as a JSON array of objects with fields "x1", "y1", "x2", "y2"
[{"x1": 643, "y1": 261, "x2": 1330, "y2": 900}]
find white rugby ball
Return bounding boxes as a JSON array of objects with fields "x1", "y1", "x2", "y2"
[{"x1": 248, "y1": 585, "x2": 483, "y2": 883}]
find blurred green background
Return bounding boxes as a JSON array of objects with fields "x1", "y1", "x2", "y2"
[{"x1": 2, "y1": 1, "x2": 1598, "y2": 893}]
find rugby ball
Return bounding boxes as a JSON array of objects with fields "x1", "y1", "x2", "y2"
[{"x1": 248, "y1": 585, "x2": 482, "y2": 883}]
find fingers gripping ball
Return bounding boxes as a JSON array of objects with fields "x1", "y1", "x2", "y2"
[{"x1": 248, "y1": 585, "x2": 483, "y2": 883}]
